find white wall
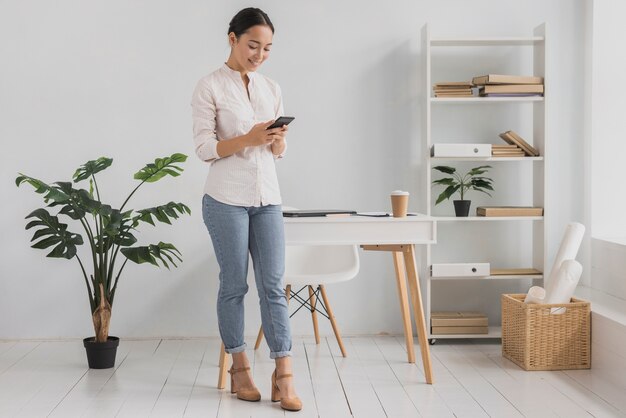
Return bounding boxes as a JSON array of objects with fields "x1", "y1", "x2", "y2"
[
  {"x1": 0, "y1": 0, "x2": 587, "y2": 339},
  {"x1": 588, "y1": 0, "x2": 626, "y2": 300},
  {"x1": 590, "y1": 0, "x2": 626, "y2": 239}
]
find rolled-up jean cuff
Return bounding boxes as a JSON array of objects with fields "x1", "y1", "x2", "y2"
[
  {"x1": 270, "y1": 350, "x2": 292, "y2": 359},
  {"x1": 224, "y1": 343, "x2": 247, "y2": 354}
]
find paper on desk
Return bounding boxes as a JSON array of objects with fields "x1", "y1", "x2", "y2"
[{"x1": 356, "y1": 212, "x2": 390, "y2": 217}]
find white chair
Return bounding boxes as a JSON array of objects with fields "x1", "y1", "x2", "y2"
[
  {"x1": 216, "y1": 210, "x2": 360, "y2": 389},
  {"x1": 254, "y1": 244, "x2": 360, "y2": 357}
]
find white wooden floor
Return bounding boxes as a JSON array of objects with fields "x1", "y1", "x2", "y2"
[{"x1": 0, "y1": 336, "x2": 625, "y2": 417}]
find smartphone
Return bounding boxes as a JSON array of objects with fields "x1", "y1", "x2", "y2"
[{"x1": 267, "y1": 116, "x2": 295, "y2": 130}]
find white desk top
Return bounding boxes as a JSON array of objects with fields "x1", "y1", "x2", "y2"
[{"x1": 283, "y1": 214, "x2": 437, "y2": 246}]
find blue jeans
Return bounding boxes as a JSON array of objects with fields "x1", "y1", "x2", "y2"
[{"x1": 202, "y1": 194, "x2": 292, "y2": 358}]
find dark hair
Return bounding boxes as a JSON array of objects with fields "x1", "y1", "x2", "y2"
[{"x1": 228, "y1": 7, "x2": 274, "y2": 38}]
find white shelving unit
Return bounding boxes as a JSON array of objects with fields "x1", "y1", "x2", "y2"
[{"x1": 422, "y1": 24, "x2": 547, "y2": 342}]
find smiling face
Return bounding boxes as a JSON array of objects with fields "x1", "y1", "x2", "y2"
[{"x1": 227, "y1": 24, "x2": 273, "y2": 74}]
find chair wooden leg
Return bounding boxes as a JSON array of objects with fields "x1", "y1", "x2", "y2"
[
  {"x1": 319, "y1": 284, "x2": 347, "y2": 357},
  {"x1": 309, "y1": 285, "x2": 321, "y2": 344},
  {"x1": 254, "y1": 326, "x2": 264, "y2": 350},
  {"x1": 256, "y1": 285, "x2": 291, "y2": 350},
  {"x1": 217, "y1": 342, "x2": 229, "y2": 389}
]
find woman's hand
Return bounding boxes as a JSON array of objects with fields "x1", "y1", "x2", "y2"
[
  {"x1": 271, "y1": 124, "x2": 287, "y2": 156},
  {"x1": 245, "y1": 120, "x2": 284, "y2": 147},
  {"x1": 271, "y1": 124, "x2": 288, "y2": 144}
]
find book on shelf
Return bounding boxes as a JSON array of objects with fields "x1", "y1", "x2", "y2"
[
  {"x1": 499, "y1": 131, "x2": 540, "y2": 156},
  {"x1": 492, "y1": 145, "x2": 525, "y2": 156},
  {"x1": 433, "y1": 88, "x2": 472, "y2": 93},
  {"x1": 479, "y1": 84, "x2": 544, "y2": 94},
  {"x1": 433, "y1": 81, "x2": 473, "y2": 97},
  {"x1": 431, "y1": 326, "x2": 488, "y2": 335},
  {"x1": 435, "y1": 92, "x2": 473, "y2": 97},
  {"x1": 492, "y1": 152, "x2": 526, "y2": 157},
  {"x1": 476, "y1": 206, "x2": 544, "y2": 217},
  {"x1": 492, "y1": 150, "x2": 525, "y2": 155},
  {"x1": 490, "y1": 268, "x2": 542, "y2": 276},
  {"x1": 431, "y1": 312, "x2": 488, "y2": 327},
  {"x1": 480, "y1": 93, "x2": 543, "y2": 97},
  {"x1": 472, "y1": 74, "x2": 544, "y2": 85},
  {"x1": 433, "y1": 81, "x2": 473, "y2": 87}
]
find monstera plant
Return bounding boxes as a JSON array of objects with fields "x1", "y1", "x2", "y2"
[{"x1": 16, "y1": 153, "x2": 190, "y2": 368}]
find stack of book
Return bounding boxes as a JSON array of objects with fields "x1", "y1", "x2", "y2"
[
  {"x1": 472, "y1": 74, "x2": 544, "y2": 97},
  {"x1": 476, "y1": 206, "x2": 544, "y2": 217},
  {"x1": 498, "y1": 130, "x2": 540, "y2": 156},
  {"x1": 433, "y1": 81, "x2": 473, "y2": 97},
  {"x1": 490, "y1": 268, "x2": 542, "y2": 276},
  {"x1": 492, "y1": 144, "x2": 525, "y2": 157},
  {"x1": 431, "y1": 311, "x2": 488, "y2": 335}
]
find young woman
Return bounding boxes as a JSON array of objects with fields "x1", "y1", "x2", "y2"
[{"x1": 191, "y1": 7, "x2": 301, "y2": 412}]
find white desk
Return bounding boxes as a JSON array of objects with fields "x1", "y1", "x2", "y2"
[
  {"x1": 283, "y1": 214, "x2": 436, "y2": 246},
  {"x1": 218, "y1": 214, "x2": 437, "y2": 386}
]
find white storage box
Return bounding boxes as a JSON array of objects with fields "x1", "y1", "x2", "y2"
[
  {"x1": 431, "y1": 144, "x2": 492, "y2": 157},
  {"x1": 431, "y1": 262, "x2": 490, "y2": 277}
]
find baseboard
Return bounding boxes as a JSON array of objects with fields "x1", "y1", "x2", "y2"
[{"x1": 576, "y1": 285, "x2": 626, "y2": 361}]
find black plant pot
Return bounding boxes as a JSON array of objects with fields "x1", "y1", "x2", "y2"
[
  {"x1": 83, "y1": 336, "x2": 119, "y2": 369},
  {"x1": 453, "y1": 200, "x2": 471, "y2": 217}
]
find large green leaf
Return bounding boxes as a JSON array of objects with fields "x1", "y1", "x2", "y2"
[
  {"x1": 73, "y1": 157, "x2": 113, "y2": 182},
  {"x1": 135, "y1": 202, "x2": 191, "y2": 226},
  {"x1": 133, "y1": 153, "x2": 187, "y2": 183},
  {"x1": 24, "y1": 208, "x2": 84, "y2": 259},
  {"x1": 15, "y1": 174, "x2": 70, "y2": 204},
  {"x1": 432, "y1": 166, "x2": 456, "y2": 175},
  {"x1": 471, "y1": 178, "x2": 494, "y2": 190},
  {"x1": 48, "y1": 183, "x2": 105, "y2": 220},
  {"x1": 121, "y1": 242, "x2": 182, "y2": 269},
  {"x1": 467, "y1": 165, "x2": 492, "y2": 176},
  {"x1": 432, "y1": 178, "x2": 456, "y2": 186},
  {"x1": 107, "y1": 211, "x2": 138, "y2": 247},
  {"x1": 435, "y1": 185, "x2": 460, "y2": 205}
]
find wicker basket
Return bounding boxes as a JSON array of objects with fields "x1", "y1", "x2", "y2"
[{"x1": 501, "y1": 294, "x2": 591, "y2": 371}]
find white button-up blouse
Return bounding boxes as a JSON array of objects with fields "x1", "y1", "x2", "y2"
[{"x1": 191, "y1": 64, "x2": 286, "y2": 207}]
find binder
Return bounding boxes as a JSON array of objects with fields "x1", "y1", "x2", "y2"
[
  {"x1": 431, "y1": 263, "x2": 490, "y2": 277},
  {"x1": 431, "y1": 144, "x2": 491, "y2": 157}
]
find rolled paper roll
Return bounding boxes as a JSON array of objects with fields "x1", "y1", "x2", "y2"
[
  {"x1": 524, "y1": 286, "x2": 546, "y2": 304},
  {"x1": 544, "y1": 259, "x2": 583, "y2": 314},
  {"x1": 547, "y1": 222, "x2": 585, "y2": 285}
]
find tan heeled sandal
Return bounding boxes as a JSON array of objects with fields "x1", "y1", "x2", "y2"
[
  {"x1": 271, "y1": 370, "x2": 302, "y2": 411},
  {"x1": 228, "y1": 366, "x2": 261, "y2": 402}
]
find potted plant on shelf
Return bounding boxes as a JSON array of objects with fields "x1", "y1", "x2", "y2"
[
  {"x1": 432, "y1": 165, "x2": 494, "y2": 217},
  {"x1": 15, "y1": 153, "x2": 190, "y2": 369}
]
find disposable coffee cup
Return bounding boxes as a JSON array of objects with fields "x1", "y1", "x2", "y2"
[{"x1": 390, "y1": 190, "x2": 409, "y2": 217}]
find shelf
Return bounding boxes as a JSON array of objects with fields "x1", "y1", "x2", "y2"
[
  {"x1": 431, "y1": 97, "x2": 544, "y2": 103},
  {"x1": 431, "y1": 274, "x2": 543, "y2": 280},
  {"x1": 430, "y1": 326, "x2": 502, "y2": 339},
  {"x1": 431, "y1": 156, "x2": 543, "y2": 162},
  {"x1": 424, "y1": 23, "x2": 547, "y2": 342},
  {"x1": 434, "y1": 216, "x2": 543, "y2": 222},
  {"x1": 430, "y1": 37, "x2": 544, "y2": 47}
]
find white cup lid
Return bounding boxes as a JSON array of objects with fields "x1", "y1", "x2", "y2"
[{"x1": 391, "y1": 190, "x2": 409, "y2": 196}]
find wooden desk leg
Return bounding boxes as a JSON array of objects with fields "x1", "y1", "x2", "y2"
[
  {"x1": 392, "y1": 251, "x2": 416, "y2": 364},
  {"x1": 403, "y1": 245, "x2": 434, "y2": 384},
  {"x1": 217, "y1": 342, "x2": 229, "y2": 389}
]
